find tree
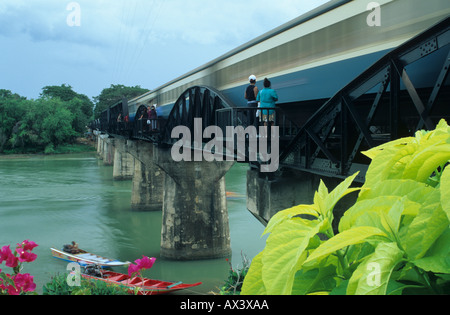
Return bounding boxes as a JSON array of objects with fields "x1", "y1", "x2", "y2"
[
  {"x1": 93, "y1": 84, "x2": 150, "y2": 119},
  {"x1": 41, "y1": 84, "x2": 78, "y2": 101},
  {"x1": 10, "y1": 98, "x2": 77, "y2": 152},
  {"x1": 40, "y1": 84, "x2": 94, "y2": 133},
  {"x1": 0, "y1": 90, "x2": 27, "y2": 152}
]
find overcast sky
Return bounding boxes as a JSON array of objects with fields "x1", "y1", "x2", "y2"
[{"x1": 0, "y1": 0, "x2": 329, "y2": 100}]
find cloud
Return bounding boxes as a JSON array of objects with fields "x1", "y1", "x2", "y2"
[
  {"x1": 0, "y1": 0, "x2": 330, "y2": 99},
  {"x1": 0, "y1": 0, "x2": 329, "y2": 46}
]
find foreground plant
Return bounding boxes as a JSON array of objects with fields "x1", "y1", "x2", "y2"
[
  {"x1": 0, "y1": 240, "x2": 38, "y2": 295},
  {"x1": 220, "y1": 253, "x2": 251, "y2": 295},
  {"x1": 242, "y1": 119, "x2": 450, "y2": 295},
  {"x1": 128, "y1": 256, "x2": 156, "y2": 278}
]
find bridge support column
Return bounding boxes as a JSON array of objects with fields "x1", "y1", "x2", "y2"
[
  {"x1": 112, "y1": 138, "x2": 135, "y2": 181},
  {"x1": 247, "y1": 169, "x2": 319, "y2": 225},
  {"x1": 126, "y1": 141, "x2": 164, "y2": 212},
  {"x1": 155, "y1": 148, "x2": 234, "y2": 260},
  {"x1": 247, "y1": 169, "x2": 359, "y2": 230},
  {"x1": 102, "y1": 138, "x2": 115, "y2": 166},
  {"x1": 96, "y1": 134, "x2": 108, "y2": 160}
]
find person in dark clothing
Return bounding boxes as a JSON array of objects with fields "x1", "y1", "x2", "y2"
[
  {"x1": 149, "y1": 105, "x2": 158, "y2": 130},
  {"x1": 244, "y1": 75, "x2": 259, "y2": 126}
]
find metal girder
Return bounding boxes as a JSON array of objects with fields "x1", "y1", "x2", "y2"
[
  {"x1": 306, "y1": 128, "x2": 339, "y2": 165},
  {"x1": 160, "y1": 86, "x2": 235, "y2": 145},
  {"x1": 416, "y1": 48, "x2": 450, "y2": 130},
  {"x1": 280, "y1": 17, "x2": 450, "y2": 180},
  {"x1": 391, "y1": 60, "x2": 435, "y2": 131}
]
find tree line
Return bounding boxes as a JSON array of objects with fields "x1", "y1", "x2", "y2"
[{"x1": 0, "y1": 84, "x2": 149, "y2": 154}]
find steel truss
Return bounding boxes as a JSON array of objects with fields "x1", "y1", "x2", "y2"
[
  {"x1": 280, "y1": 17, "x2": 450, "y2": 182},
  {"x1": 160, "y1": 86, "x2": 235, "y2": 145}
]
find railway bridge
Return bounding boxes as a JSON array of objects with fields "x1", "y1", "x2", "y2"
[{"x1": 93, "y1": 0, "x2": 450, "y2": 260}]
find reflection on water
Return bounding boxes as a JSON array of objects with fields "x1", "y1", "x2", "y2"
[{"x1": 0, "y1": 153, "x2": 267, "y2": 294}]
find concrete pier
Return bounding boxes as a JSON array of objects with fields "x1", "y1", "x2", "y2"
[
  {"x1": 126, "y1": 141, "x2": 165, "y2": 212},
  {"x1": 247, "y1": 168, "x2": 359, "y2": 231},
  {"x1": 112, "y1": 138, "x2": 135, "y2": 181},
  {"x1": 155, "y1": 148, "x2": 234, "y2": 260}
]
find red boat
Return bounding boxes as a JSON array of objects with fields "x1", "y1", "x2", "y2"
[{"x1": 81, "y1": 270, "x2": 202, "y2": 295}]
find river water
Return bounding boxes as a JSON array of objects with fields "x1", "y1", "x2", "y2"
[{"x1": 0, "y1": 152, "x2": 267, "y2": 294}]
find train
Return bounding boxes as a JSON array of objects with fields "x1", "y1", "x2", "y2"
[{"x1": 94, "y1": 0, "x2": 450, "y2": 139}]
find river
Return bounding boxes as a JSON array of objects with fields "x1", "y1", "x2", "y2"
[{"x1": 0, "y1": 152, "x2": 267, "y2": 294}]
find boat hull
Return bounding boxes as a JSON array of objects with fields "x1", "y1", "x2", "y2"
[{"x1": 81, "y1": 271, "x2": 202, "y2": 295}]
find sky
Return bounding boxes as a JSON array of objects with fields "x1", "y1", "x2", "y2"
[{"x1": 0, "y1": 0, "x2": 330, "y2": 101}]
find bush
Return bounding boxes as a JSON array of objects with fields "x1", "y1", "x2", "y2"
[
  {"x1": 43, "y1": 273, "x2": 130, "y2": 295},
  {"x1": 220, "y1": 253, "x2": 251, "y2": 295},
  {"x1": 242, "y1": 119, "x2": 450, "y2": 295}
]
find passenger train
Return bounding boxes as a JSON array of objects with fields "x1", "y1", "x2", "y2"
[{"x1": 124, "y1": 0, "x2": 449, "y2": 122}]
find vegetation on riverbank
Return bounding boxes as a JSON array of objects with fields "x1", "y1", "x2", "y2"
[{"x1": 0, "y1": 84, "x2": 148, "y2": 155}]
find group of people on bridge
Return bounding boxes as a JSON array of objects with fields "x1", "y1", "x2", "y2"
[
  {"x1": 244, "y1": 75, "x2": 278, "y2": 127},
  {"x1": 138, "y1": 105, "x2": 159, "y2": 131}
]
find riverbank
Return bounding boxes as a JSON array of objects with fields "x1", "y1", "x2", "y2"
[{"x1": 0, "y1": 138, "x2": 96, "y2": 159}]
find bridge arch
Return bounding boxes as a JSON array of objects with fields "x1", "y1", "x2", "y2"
[{"x1": 160, "y1": 86, "x2": 236, "y2": 145}]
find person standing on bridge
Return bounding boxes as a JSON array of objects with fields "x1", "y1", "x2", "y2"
[
  {"x1": 149, "y1": 105, "x2": 158, "y2": 131},
  {"x1": 244, "y1": 75, "x2": 259, "y2": 126},
  {"x1": 257, "y1": 78, "x2": 278, "y2": 127}
]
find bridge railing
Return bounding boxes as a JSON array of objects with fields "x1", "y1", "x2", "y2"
[
  {"x1": 215, "y1": 107, "x2": 299, "y2": 138},
  {"x1": 215, "y1": 107, "x2": 300, "y2": 165}
]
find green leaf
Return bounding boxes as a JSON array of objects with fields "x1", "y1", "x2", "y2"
[
  {"x1": 263, "y1": 204, "x2": 319, "y2": 236},
  {"x1": 347, "y1": 242, "x2": 404, "y2": 295},
  {"x1": 339, "y1": 196, "x2": 418, "y2": 232},
  {"x1": 402, "y1": 192, "x2": 449, "y2": 260},
  {"x1": 413, "y1": 228, "x2": 450, "y2": 274},
  {"x1": 403, "y1": 142, "x2": 450, "y2": 183},
  {"x1": 362, "y1": 137, "x2": 414, "y2": 161},
  {"x1": 324, "y1": 172, "x2": 360, "y2": 218},
  {"x1": 303, "y1": 226, "x2": 389, "y2": 267},
  {"x1": 315, "y1": 180, "x2": 328, "y2": 217},
  {"x1": 363, "y1": 143, "x2": 413, "y2": 187},
  {"x1": 240, "y1": 252, "x2": 266, "y2": 295},
  {"x1": 358, "y1": 179, "x2": 434, "y2": 205},
  {"x1": 262, "y1": 218, "x2": 325, "y2": 295},
  {"x1": 441, "y1": 166, "x2": 450, "y2": 222},
  {"x1": 291, "y1": 265, "x2": 337, "y2": 295}
]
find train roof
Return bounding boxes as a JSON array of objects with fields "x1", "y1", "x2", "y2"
[{"x1": 129, "y1": 0, "x2": 350, "y2": 103}]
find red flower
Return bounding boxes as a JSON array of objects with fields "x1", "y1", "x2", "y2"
[
  {"x1": 128, "y1": 256, "x2": 156, "y2": 277},
  {"x1": 16, "y1": 247, "x2": 37, "y2": 263},
  {"x1": 17, "y1": 240, "x2": 38, "y2": 252},
  {"x1": 14, "y1": 273, "x2": 36, "y2": 293},
  {"x1": 0, "y1": 245, "x2": 18, "y2": 268}
]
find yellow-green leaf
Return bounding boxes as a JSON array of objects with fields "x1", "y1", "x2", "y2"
[
  {"x1": 241, "y1": 252, "x2": 266, "y2": 295},
  {"x1": 347, "y1": 242, "x2": 404, "y2": 295},
  {"x1": 304, "y1": 226, "x2": 389, "y2": 267},
  {"x1": 441, "y1": 166, "x2": 450, "y2": 222},
  {"x1": 263, "y1": 204, "x2": 319, "y2": 236},
  {"x1": 262, "y1": 218, "x2": 325, "y2": 295},
  {"x1": 402, "y1": 197, "x2": 449, "y2": 260}
]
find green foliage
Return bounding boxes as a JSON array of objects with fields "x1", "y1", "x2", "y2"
[
  {"x1": 220, "y1": 254, "x2": 251, "y2": 295},
  {"x1": 9, "y1": 98, "x2": 78, "y2": 151},
  {"x1": 43, "y1": 273, "x2": 130, "y2": 295},
  {"x1": 40, "y1": 84, "x2": 94, "y2": 134},
  {"x1": 1, "y1": 84, "x2": 147, "y2": 154},
  {"x1": 42, "y1": 274, "x2": 74, "y2": 295},
  {"x1": 93, "y1": 84, "x2": 149, "y2": 119},
  {"x1": 242, "y1": 119, "x2": 450, "y2": 295}
]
